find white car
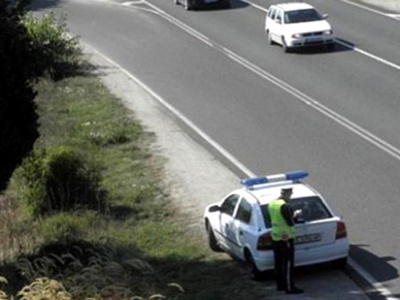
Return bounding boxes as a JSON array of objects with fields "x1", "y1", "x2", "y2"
[
  {"x1": 264, "y1": 3, "x2": 335, "y2": 52},
  {"x1": 204, "y1": 171, "x2": 349, "y2": 279}
]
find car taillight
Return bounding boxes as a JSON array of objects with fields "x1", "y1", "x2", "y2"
[
  {"x1": 336, "y1": 221, "x2": 347, "y2": 239},
  {"x1": 257, "y1": 232, "x2": 273, "y2": 250}
]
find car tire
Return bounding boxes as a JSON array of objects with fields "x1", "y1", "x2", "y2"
[
  {"x1": 332, "y1": 257, "x2": 347, "y2": 269},
  {"x1": 207, "y1": 222, "x2": 223, "y2": 252},
  {"x1": 282, "y1": 37, "x2": 291, "y2": 53},
  {"x1": 244, "y1": 249, "x2": 264, "y2": 281},
  {"x1": 267, "y1": 30, "x2": 274, "y2": 45}
]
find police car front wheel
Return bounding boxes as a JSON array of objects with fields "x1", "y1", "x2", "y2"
[{"x1": 206, "y1": 222, "x2": 223, "y2": 252}]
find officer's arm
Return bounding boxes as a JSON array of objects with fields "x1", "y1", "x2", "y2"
[{"x1": 281, "y1": 204, "x2": 295, "y2": 226}]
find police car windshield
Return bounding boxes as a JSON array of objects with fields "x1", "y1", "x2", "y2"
[
  {"x1": 285, "y1": 9, "x2": 323, "y2": 24},
  {"x1": 261, "y1": 196, "x2": 332, "y2": 228}
]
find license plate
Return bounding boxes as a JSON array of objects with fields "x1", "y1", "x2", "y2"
[{"x1": 295, "y1": 233, "x2": 321, "y2": 244}]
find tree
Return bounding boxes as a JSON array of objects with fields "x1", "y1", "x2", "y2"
[{"x1": 0, "y1": 0, "x2": 39, "y2": 191}]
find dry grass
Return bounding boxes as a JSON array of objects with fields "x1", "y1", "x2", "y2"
[{"x1": 0, "y1": 195, "x2": 41, "y2": 263}]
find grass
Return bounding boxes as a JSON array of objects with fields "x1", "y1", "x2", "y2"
[{"x1": 0, "y1": 65, "x2": 268, "y2": 299}]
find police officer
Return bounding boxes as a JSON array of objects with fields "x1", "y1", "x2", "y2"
[{"x1": 268, "y1": 187, "x2": 303, "y2": 294}]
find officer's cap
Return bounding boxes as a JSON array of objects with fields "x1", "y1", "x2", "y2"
[{"x1": 281, "y1": 188, "x2": 293, "y2": 194}]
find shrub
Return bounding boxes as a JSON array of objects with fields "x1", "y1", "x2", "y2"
[
  {"x1": 23, "y1": 11, "x2": 82, "y2": 80},
  {"x1": 12, "y1": 146, "x2": 106, "y2": 218}
]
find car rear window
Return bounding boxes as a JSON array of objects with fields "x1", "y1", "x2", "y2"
[
  {"x1": 260, "y1": 196, "x2": 332, "y2": 228},
  {"x1": 290, "y1": 196, "x2": 332, "y2": 222}
]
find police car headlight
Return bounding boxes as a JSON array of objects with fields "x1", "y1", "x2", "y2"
[
  {"x1": 292, "y1": 33, "x2": 302, "y2": 38},
  {"x1": 323, "y1": 30, "x2": 333, "y2": 35}
]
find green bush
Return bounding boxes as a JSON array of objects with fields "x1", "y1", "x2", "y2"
[
  {"x1": 12, "y1": 146, "x2": 106, "y2": 218},
  {"x1": 23, "y1": 11, "x2": 82, "y2": 80}
]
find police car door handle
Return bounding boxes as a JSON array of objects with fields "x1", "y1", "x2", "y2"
[{"x1": 239, "y1": 230, "x2": 243, "y2": 235}]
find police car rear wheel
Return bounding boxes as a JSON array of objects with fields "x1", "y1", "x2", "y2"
[{"x1": 244, "y1": 250, "x2": 263, "y2": 281}]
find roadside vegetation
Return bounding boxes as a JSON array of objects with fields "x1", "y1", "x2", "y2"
[{"x1": 0, "y1": 2, "x2": 266, "y2": 299}]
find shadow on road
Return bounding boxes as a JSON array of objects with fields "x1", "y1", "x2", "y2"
[
  {"x1": 351, "y1": 244, "x2": 399, "y2": 282},
  {"x1": 350, "y1": 244, "x2": 400, "y2": 299},
  {"x1": 288, "y1": 40, "x2": 353, "y2": 56}
]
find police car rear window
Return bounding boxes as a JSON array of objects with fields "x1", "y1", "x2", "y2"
[
  {"x1": 260, "y1": 196, "x2": 332, "y2": 228},
  {"x1": 290, "y1": 196, "x2": 332, "y2": 222}
]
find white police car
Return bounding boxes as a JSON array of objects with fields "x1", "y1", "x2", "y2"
[{"x1": 204, "y1": 171, "x2": 349, "y2": 279}]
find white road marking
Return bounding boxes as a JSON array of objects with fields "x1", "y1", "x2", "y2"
[
  {"x1": 122, "y1": 1, "x2": 142, "y2": 5},
  {"x1": 349, "y1": 258, "x2": 398, "y2": 300},
  {"x1": 238, "y1": 0, "x2": 268, "y2": 12},
  {"x1": 335, "y1": 39, "x2": 400, "y2": 71},
  {"x1": 340, "y1": 0, "x2": 400, "y2": 21},
  {"x1": 387, "y1": 14, "x2": 400, "y2": 20}
]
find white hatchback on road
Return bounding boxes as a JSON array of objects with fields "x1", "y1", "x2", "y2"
[
  {"x1": 204, "y1": 171, "x2": 349, "y2": 279},
  {"x1": 265, "y1": 2, "x2": 335, "y2": 52}
]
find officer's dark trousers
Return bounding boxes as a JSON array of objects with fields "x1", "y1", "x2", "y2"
[{"x1": 272, "y1": 239, "x2": 295, "y2": 291}]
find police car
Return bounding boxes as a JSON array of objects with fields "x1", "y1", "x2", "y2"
[{"x1": 204, "y1": 171, "x2": 349, "y2": 278}]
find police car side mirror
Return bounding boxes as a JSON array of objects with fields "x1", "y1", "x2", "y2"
[{"x1": 208, "y1": 205, "x2": 221, "y2": 213}]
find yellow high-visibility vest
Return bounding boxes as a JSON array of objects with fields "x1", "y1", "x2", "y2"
[{"x1": 268, "y1": 198, "x2": 295, "y2": 241}]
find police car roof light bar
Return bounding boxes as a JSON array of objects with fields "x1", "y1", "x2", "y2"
[{"x1": 240, "y1": 170, "x2": 308, "y2": 187}]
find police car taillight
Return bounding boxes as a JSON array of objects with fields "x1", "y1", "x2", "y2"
[
  {"x1": 335, "y1": 221, "x2": 347, "y2": 239},
  {"x1": 257, "y1": 232, "x2": 273, "y2": 250},
  {"x1": 241, "y1": 170, "x2": 308, "y2": 188}
]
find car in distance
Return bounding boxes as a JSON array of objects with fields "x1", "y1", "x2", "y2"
[
  {"x1": 203, "y1": 171, "x2": 349, "y2": 279},
  {"x1": 264, "y1": 2, "x2": 335, "y2": 52},
  {"x1": 175, "y1": 0, "x2": 231, "y2": 10}
]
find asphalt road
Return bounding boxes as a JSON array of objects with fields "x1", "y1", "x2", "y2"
[{"x1": 31, "y1": 0, "x2": 400, "y2": 298}]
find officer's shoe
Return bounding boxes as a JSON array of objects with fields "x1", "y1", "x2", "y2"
[{"x1": 286, "y1": 287, "x2": 304, "y2": 294}]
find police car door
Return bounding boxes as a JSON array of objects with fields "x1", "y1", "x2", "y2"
[
  {"x1": 219, "y1": 194, "x2": 241, "y2": 251},
  {"x1": 230, "y1": 197, "x2": 256, "y2": 259}
]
